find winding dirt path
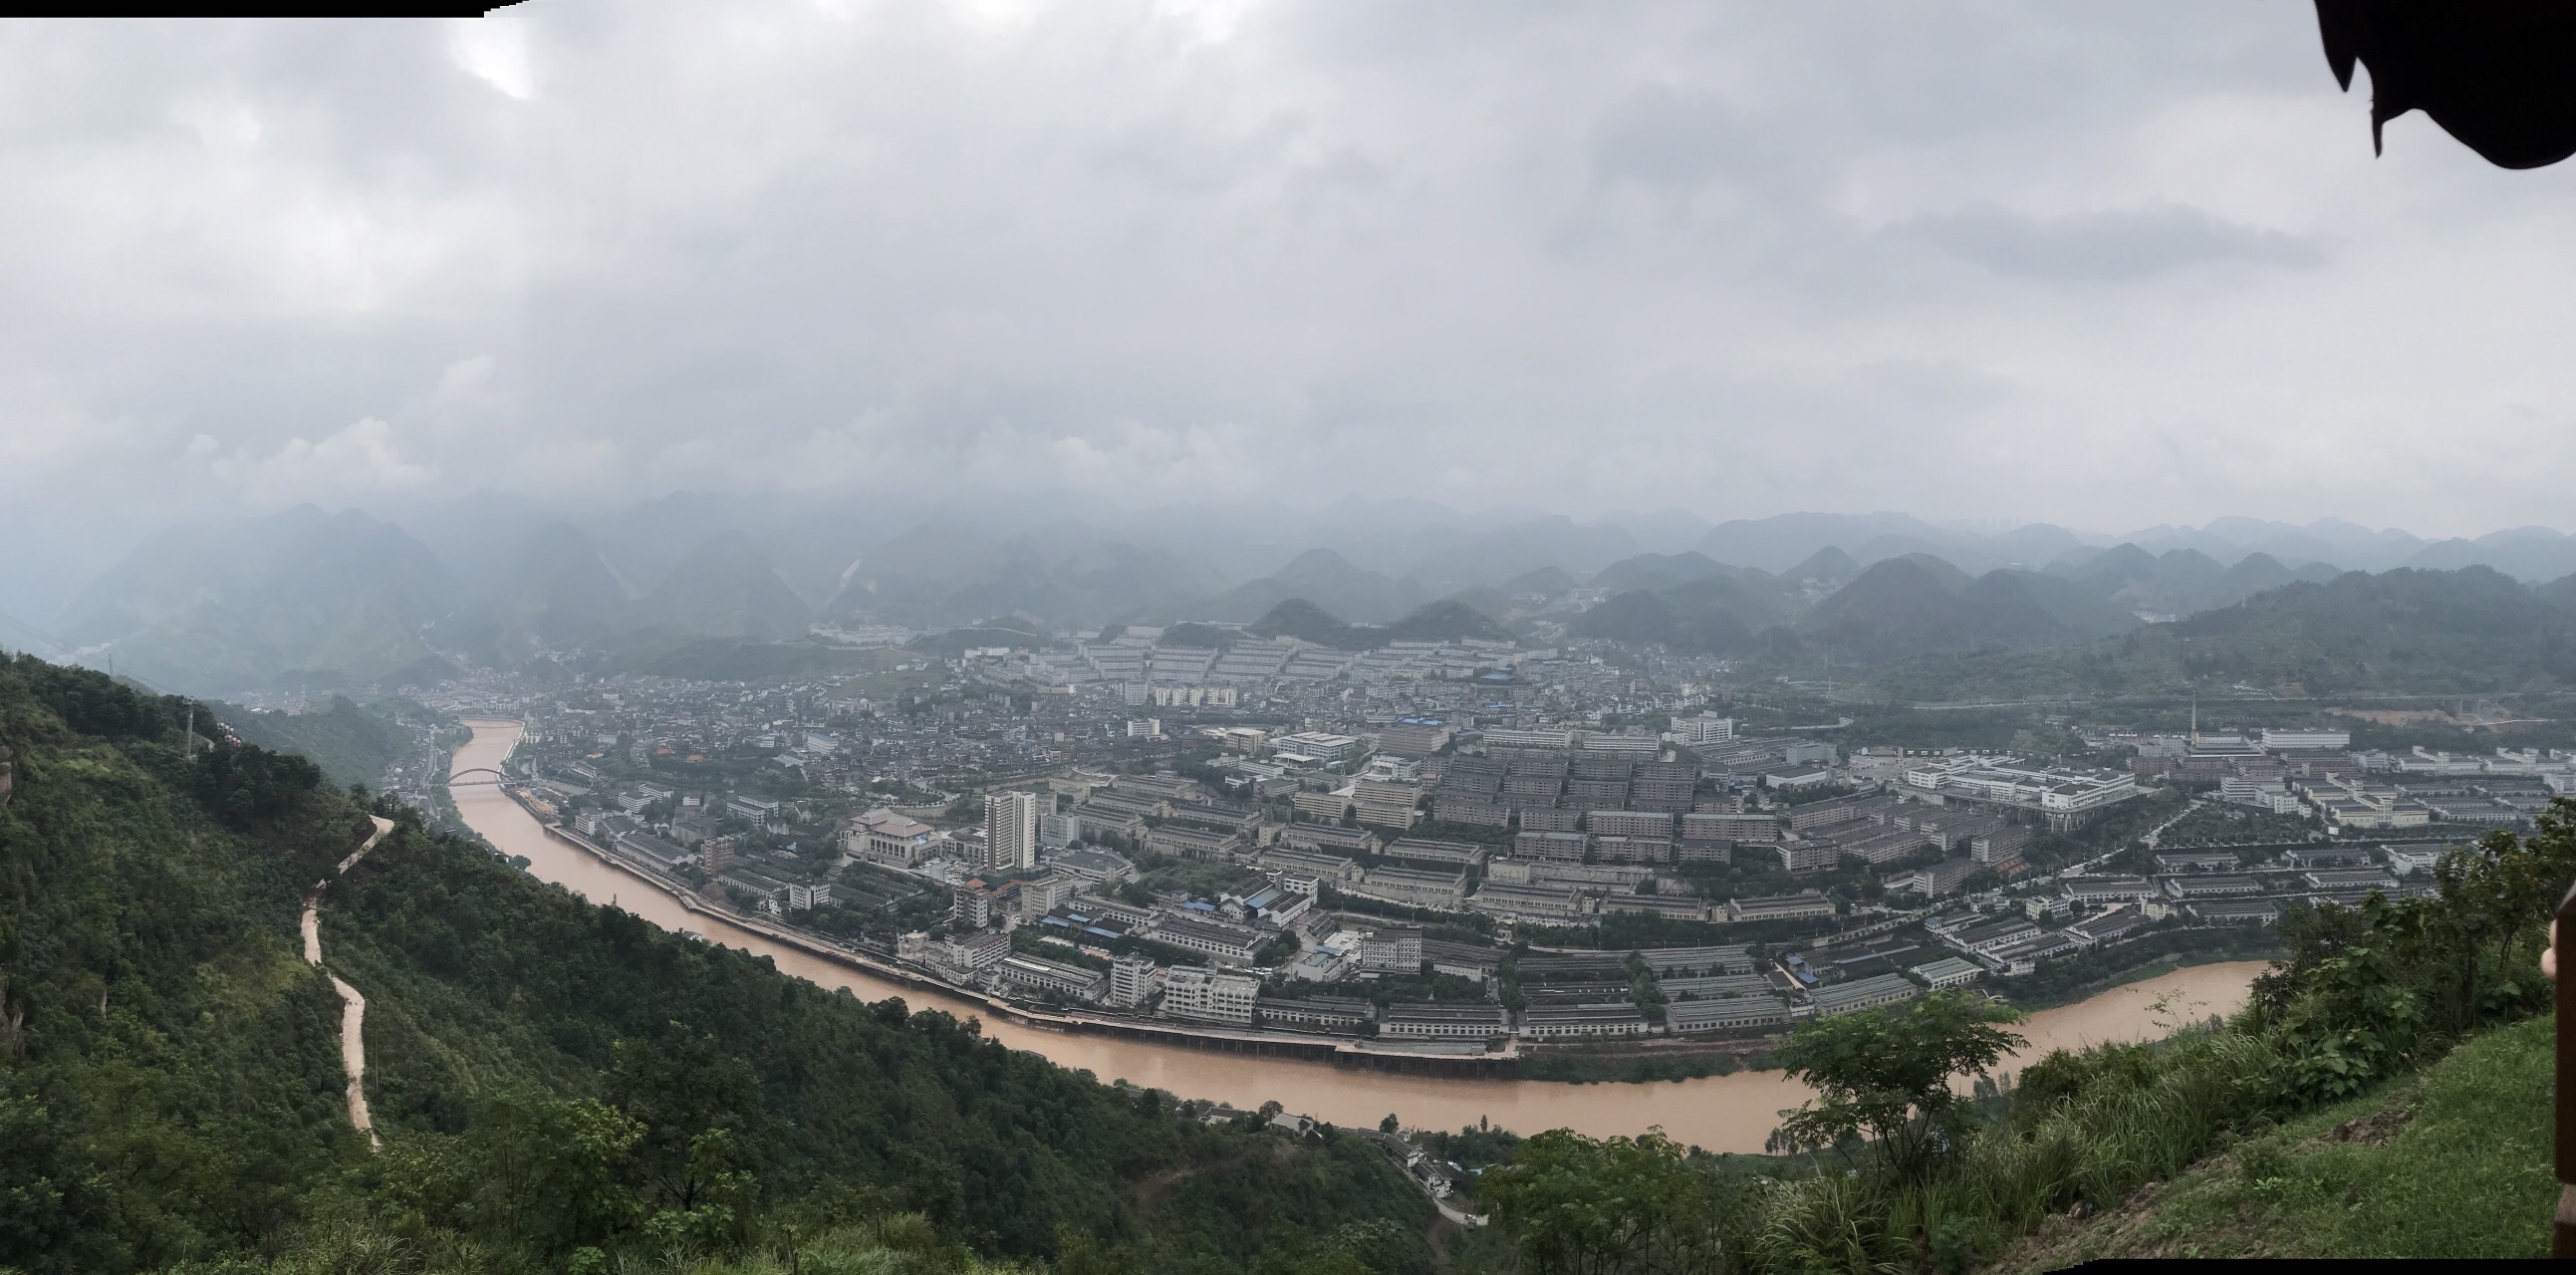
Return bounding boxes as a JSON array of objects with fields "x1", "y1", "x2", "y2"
[{"x1": 303, "y1": 815, "x2": 392, "y2": 1148}]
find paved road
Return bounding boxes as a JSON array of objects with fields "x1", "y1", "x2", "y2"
[{"x1": 303, "y1": 815, "x2": 392, "y2": 1148}]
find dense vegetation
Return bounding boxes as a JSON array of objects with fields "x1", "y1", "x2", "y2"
[
  {"x1": 1872, "y1": 565, "x2": 2576, "y2": 701},
  {"x1": 0, "y1": 654, "x2": 1433, "y2": 1274},
  {"x1": 216, "y1": 694, "x2": 419, "y2": 790},
  {"x1": 1993, "y1": 1011, "x2": 2556, "y2": 1264}
]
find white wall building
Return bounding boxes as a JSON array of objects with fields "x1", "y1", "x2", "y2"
[{"x1": 985, "y1": 789, "x2": 1040, "y2": 871}]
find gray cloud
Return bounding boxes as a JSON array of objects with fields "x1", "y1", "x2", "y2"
[
  {"x1": 1898, "y1": 202, "x2": 2328, "y2": 279},
  {"x1": 0, "y1": 0, "x2": 2572, "y2": 620}
]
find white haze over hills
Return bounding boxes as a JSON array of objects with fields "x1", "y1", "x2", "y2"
[
  {"x1": 12, "y1": 492, "x2": 2576, "y2": 697},
  {"x1": 3, "y1": 5, "x2": 2576, "y2": 645}
]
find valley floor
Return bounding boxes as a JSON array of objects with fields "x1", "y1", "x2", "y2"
[{"x1": 1996, "y1": 1012, "x2": 2558, "y2": 1267}]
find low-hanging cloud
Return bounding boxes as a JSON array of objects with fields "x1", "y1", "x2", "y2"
[{"x1": 0, "y1": 0, "x2": 2568, "y2": 580}]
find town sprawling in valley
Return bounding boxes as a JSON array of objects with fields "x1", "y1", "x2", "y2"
[{"x1": 359, "y1": 590, "x2": 2567, "y2": 1079}]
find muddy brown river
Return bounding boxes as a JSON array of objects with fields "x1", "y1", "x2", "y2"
[{"x1": 450, "y1": 719, "x2": 2261, "y2": 1152}]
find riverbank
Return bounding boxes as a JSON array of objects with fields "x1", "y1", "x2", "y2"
[
  {"x1": 446, "y1": 718, "x2": 2262, "y2": 1153},
  {"x1": 519, "y1": 792, "x2": 1522, "y2": 1079}
]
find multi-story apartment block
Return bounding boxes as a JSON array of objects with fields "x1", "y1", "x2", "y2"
[
  {"x1": 1587, "y1": 810, "x2": 1675, "y2": 839},
  {"x1": 1352, "y1": 779, "x2": 1421, "y2": 829},
  {"x1": 1160, "y1": 964, "x2": 1260, "y2": 1025},
  {"x1": 1514, "y1": 830, "x2": 1590, "y2": 862},
  {"x1": 1725, "y1": 891, "x2": 1834, "y2": 923},
  {"x1": 1106, "y1": 954, "x2": 1160, "y2": 1009},
  {"x1": 984, "y1": 789, "x2": 1040, "y2": 871}
]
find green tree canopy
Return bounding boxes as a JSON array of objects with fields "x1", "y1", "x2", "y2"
[
  {"x1": 1478, "y1": 1130, "x2": 1741, "y2": 1275},
  {"x1": 1766, "y1": 990, "x2": 2024, "y2": 1177}
]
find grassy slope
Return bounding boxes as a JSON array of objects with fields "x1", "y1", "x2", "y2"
[{"x1": 1998, "y1": 1013, "x2": 2557, "y2": 1267}]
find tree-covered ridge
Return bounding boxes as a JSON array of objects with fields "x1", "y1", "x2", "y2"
[
  {"x1": 1874, "y1": 564, "x2": 2576, "y2": 700},
  {"x1": 215, "y1": 694, "x2": 418, "y2": 791},
  {"x1": 0, "y1": 654, "x2": 1433, "y2": 1274},
  {"x1": 0, "y1": 654, "x2": 362, "y2": 1271}
]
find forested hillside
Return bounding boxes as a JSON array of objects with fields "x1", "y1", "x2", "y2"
[
  {"x1": 1874, "y1": 564, "x2": 2576, "y2": 700},
  {"x1": 0, "y1": 655, "x2": 1431, "y2": 1274},
  {"x1": 214, "y1": 694, "x2": 418, "y2": 790}
]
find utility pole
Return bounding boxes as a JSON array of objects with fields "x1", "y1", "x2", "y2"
[{"x1": 185, "y1": 706, "x2": 196, "y2": 761}]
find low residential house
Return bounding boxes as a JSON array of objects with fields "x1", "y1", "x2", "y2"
[
  {"x1": 2191, "y1": 898, "x2": 2281, "y2": 923},
  {"x1": 1379, "y1": 1002, "x2": 1509, "y2": 1040},
  {"x1": 1664, "y1": 995, "x2": 1791, "y2": 1033},
  {"x1": 1050, "y1": 846, "x2": 1137, "y2": 887},
  {"x1": 1067, "y1": 802, "x2": 1147, "y2": 847},
  {"x1": 1638, "y1": 945, "x2": 1753, "y2": 976},
  {"x1": 1149, "y1": 913, "x2": 1269, "y2": 964},
  {"x1": 1255, "y1": 995, "x2": 1373, "y2": 1034},
  {"x1": 718, "y1": 867, "x2": 794, "y2": 914},
  {"x1": 1146, "y1": 825, "x2": 1244, "y2": 863},
  {"x1": 1808, "y1": 972, "x2": 1922, "y2": 1017},
  {"x1": 994, "y1": 953, "x2": 1110, "y2": 1001},
  {"x1": 611, "y1": 829, "x2": 693, "y2": 875},
  {"x1": 1910, "y1": 956, "x2": 1984, "y2": 990},
  {"x1": 1383, "y1": 837, "x2": 1489, "y2": 867},
  {"x1": 1467, "y1": 882, "x2": 1588, "y2": 920},
  {"x1": 1600, "y1": 892, "x2": 1710, "y2": 921},
  {"x1": 1232, "y1": 883, "x2": 1314, "y2": 927},
  {"x1": 1278, "y1": 822, "x2": 1380, "y2": 857},
  {"x1": 1423, "y1": 938, "x2": 1500, "y2": 982},
  {"x1": 2162, "y1": 875, "x2": 2263, "y2": 899},
  {"x1": 1256, "y1": 845, "x2": 1365, "y2": 883},
  {"x1": 1725, "y1": 891, "x2": 1834, "y2": 923},
  {"x1": 2063, "y1": 875, "x2": 2159, "y2": 904},
  {"x1": 1350, "y1": 865, "x2": 1470, "y2": 909},
  {"x1": 2154, "y1": 851, "x2": 2242, "y2": 875},
  {"x1": 1517, "y1": 1002, "x2": 1650, "y2": 1040},
  {"x1": 1951, "y1": 918, "x2": 2043, "y2": 955},
  {"x1": 2062, "y1": 905, "x2": 2148, "y2": 947}
]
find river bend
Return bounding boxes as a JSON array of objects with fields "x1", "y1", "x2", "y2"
[{"x1": 447, "y1": 719, "x2": 2260, "y2": 1153}]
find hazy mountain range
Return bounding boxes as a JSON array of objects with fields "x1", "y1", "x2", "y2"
[{"x1": 21, "y1": 497, "x2": 2576, "y2": 695}]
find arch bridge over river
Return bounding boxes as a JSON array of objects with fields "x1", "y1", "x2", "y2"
[{"x1": 445, "y1": 719, "x2": 2260, "y2": 1154}]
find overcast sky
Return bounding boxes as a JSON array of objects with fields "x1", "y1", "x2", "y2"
[{"x1": 3, "y1": 1, "x2": 2572, "y2": 576}]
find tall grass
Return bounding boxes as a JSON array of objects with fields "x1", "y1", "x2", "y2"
[{"x1": 1730, "y1": 1025, "x2": 2299, "y2": 1275}]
